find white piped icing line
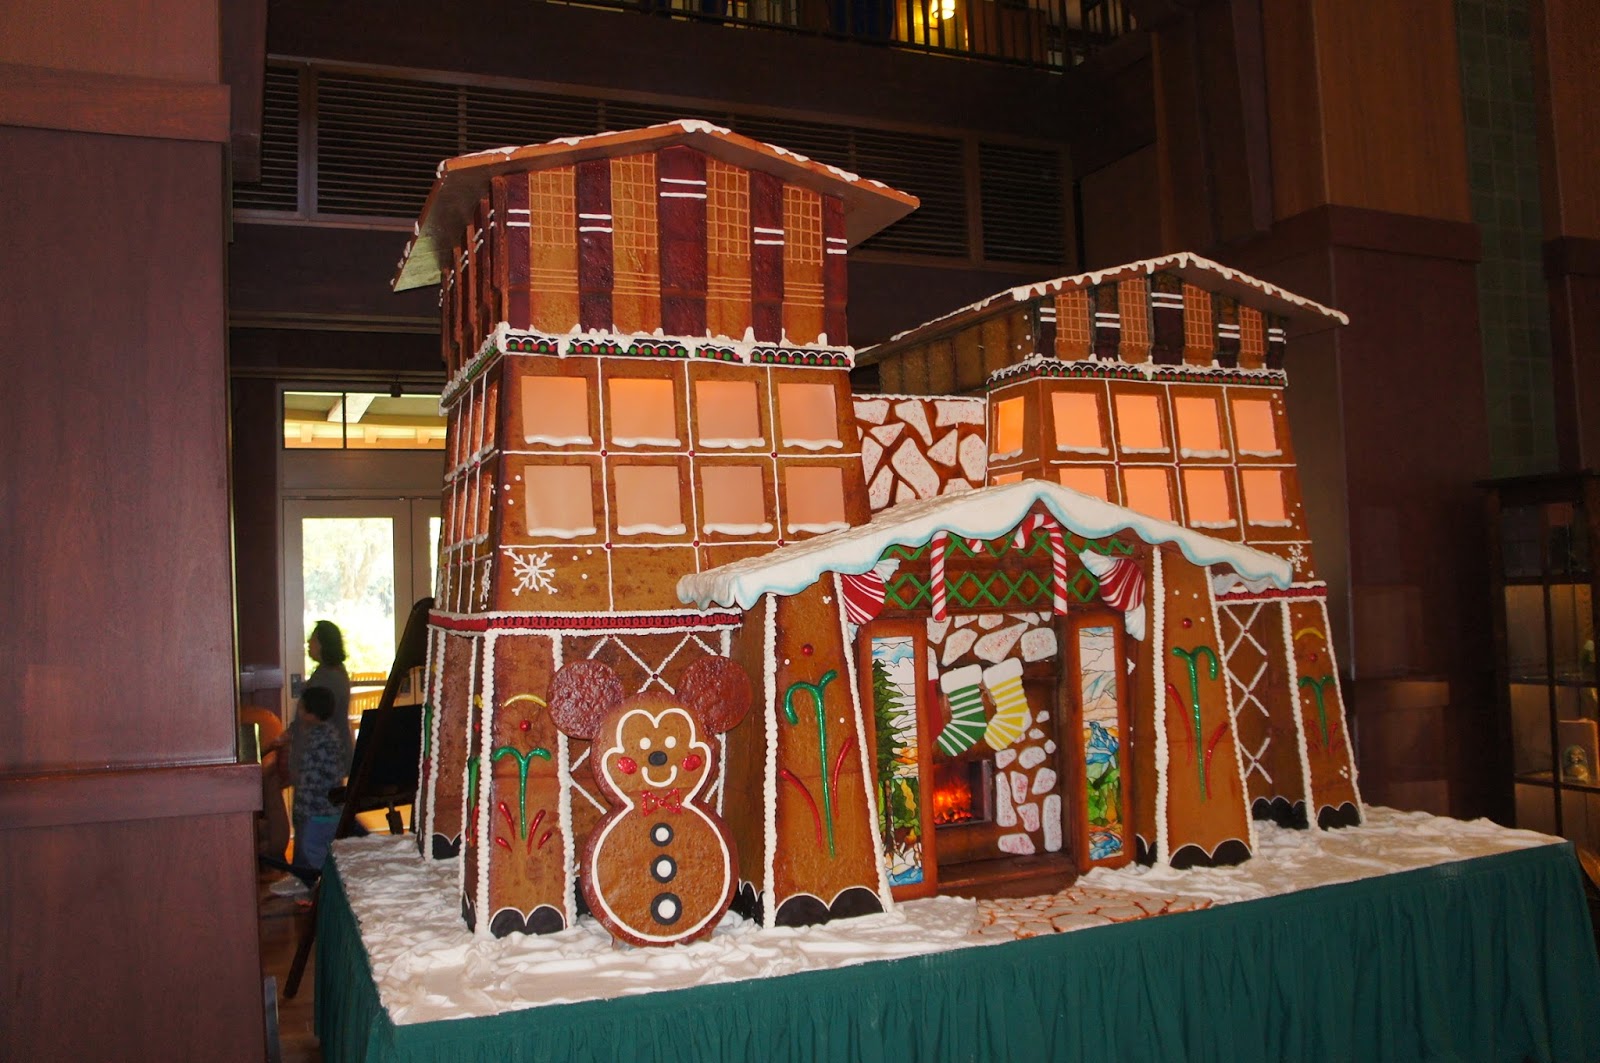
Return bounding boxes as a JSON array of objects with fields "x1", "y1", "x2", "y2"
[
  {"x1": 1315, "y1": 596, "x2": 1364, "y2": 819},
  {"x1": 1151, "y1": 548, "x2": 1169, "y2": 867},
  {"x1": 835, "y1": 572, "x2": 892, "y2": 910},
  {"x1": 1207, "y1": 566, "x2": 1257, "y2": 855},
  {"x1": 761, "y1": 593, "x2": 779, "y2": 930},
  {"x1": 422, "y1": 626, "x2": 448, "y2": 858},
  {"x1": 1281, "y1": 600, "x2": 1317, "y2": 826},
  {"x1": 475, "y1": 632, "x2": 498, "y2": 937}
]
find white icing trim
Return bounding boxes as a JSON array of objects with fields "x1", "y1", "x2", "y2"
[
  {"x1": 834, "y1": 572, "x2": 892, "y2": 911},
  {"x1": 705, "y1": 522, "x2": 775, "y2": 535},
  {"x1": 523, "y1": 433, "x2": 593, "y2": 446},
  {"x1": 526, "y1": 524, "x2": 598, "y2": 539},
  {"x1": 1238, "y1": 448, "x2": 1283, "y2": 458},
  {"x1": 617, "y1": 522, "x2": 687, "y2": 536},
  {"x1": 698, "y1": 437, "x2": 766, "y2": 449},
  {"x1": 1152, "y1": 549, "x2": 1169, "y2": 867},
  {"x1": 1207, "y1": 566, "x2": 1257, "y2": 855},
  {"x1": 785, "y1": 520, "x2": 851, "y2": 534},
  {"x1": 761, "y1": 594, "x2": 778, "y2": 930},
  {"x1": 1056, "y1": 444, "x2": 1110, "y2": 455},
  {"x1": 781, "y1": 437, "x2": 843, "y2": 450},
  {"x1": 1179, "y1": 448, "x2": 1230, "y2": 459},
  {"x1": 990, "y1": 448, "x2": 1023, "y2": 461},
  {"x1": 679, "y1": 480, "x2": 1293, "y2": 611},
  {"x1": 611, "y1": 435, "x2": 681, "y2": 447},
  {"x1": 550, "y1": 636, "x2": 574, "y2": 928},
  {"x1": 475, "y1": 632, "x2": 498, "y2": 938},
  {"x1": 422, "y1": 627, "x2": 447, "y2": 858},
  {"x1": 1281, "y1": 601, "x2": 1317, "y2": 826},
  {"x1": 1191, "y1": 520, "x2": 1238, "y2": 530},
  {"x1": 1314, "y1": 596, "x2": 1364, "y2": 819}
]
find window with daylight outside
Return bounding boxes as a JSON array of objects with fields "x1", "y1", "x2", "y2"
[
  {"x1": 1114, "y1": 393, "x2": 1166, "y2": 452},
  {"x1": 1051, "y1": 391, "x2": 1105, "y2": 453},
  {"x1": 524, "y1": 376, "x2": 590, "y2": 445},
  {"x1": 1183, "y1": 468, "x2": 1233, "y2": 526},
  {"x1": 523, "y1": 465, "x2": 596, "y2": 537},
  {"x1": 777, "y1": 382, "x2": 841, "y2": 449},
  {"x1": 992, "y1": 396, "x2": 1026, "y2": 457},
  {"x1": 784, "y1": 465, "x2": 848, "y2": 532},
  {"x1": 608, "y1": 378, "x2": 679, "y2": 446},
  {"x1": 695, "y1": 380, "x2": 763, "y2": 448},
  {"x1": 1122, "y1": 468, "x2": 1173, "y2": 521},
  {"x1": 1057, "y1": 466, "x2": 1110, "y2": 500},
  {"x1": 1241, "y1": 469, "x2": 1290, "y2": 525},
  {"x1": 615, "y1": 464, "x2": 684, "y2": 535},
  {"x1": 701, "y1": 465, "x2": 771, "y2": 535},
  {"x1": 1231, "y1": 396, "x2": 1279, "y2": 455},
  {"x1": 1174, "y1": 396, "x2": 1225, "y2": 456}
]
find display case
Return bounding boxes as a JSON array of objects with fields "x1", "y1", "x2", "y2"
[{"x1": 1486, "y1": 472, "x2": 1600, "y2": 850}]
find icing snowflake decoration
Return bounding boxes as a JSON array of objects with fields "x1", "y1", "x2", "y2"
[
  {"x1": 504, "y1": 548, "x2": 559, "y2": 596},
  {"x1": 1285, "y1": 543, "x2": 1308, "y2": 576},
  {"x1": 479, "y1": 567, "x2": 494, "y2": 609}
]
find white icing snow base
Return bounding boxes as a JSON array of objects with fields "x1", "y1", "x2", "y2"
[{"x1": 336, "y1": 807, "x2": 1556, "y2": 1026}]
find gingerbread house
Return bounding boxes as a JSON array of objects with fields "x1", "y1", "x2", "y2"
[{"x1": 395, "y1": 123, "x2": 1362, "y2": 939}]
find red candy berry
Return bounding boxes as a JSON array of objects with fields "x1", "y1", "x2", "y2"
[
  {"x1": 1181, "y1": 618, "x2": 1193, "y2": 629},
  {"x1": 801, "y1": 644, "x2": 814, "y2": 656}
]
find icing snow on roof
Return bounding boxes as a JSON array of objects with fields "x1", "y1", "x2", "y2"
[
  {"x1": 859, "y1": 252, "x2": 1348, "y2": 361},
  {"x1": 677, "y1": 480, "x2": 1293, "y2": 611}
]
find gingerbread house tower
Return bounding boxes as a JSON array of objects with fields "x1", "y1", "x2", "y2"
[{"x1": 394, "y1": 122, "x2": 918, "y2": 936}]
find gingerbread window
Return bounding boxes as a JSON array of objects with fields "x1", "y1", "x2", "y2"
[
  {"x1": 777, "y1": 382, "x2": 841, "y2": 449},
  {"x1": 992, "y1": 396, "x2": 1026, "y2": 458},
  {"x1": 693, "y1": 380, "x2": 762, "y2": 449},
  {"x1": 523, "y1": 465, "x2": 597, "y2": 538},
  {"x1": 1051, "y1": 390, "x2": 1106, "y2": 454},
  {"x1": 701, "y1": 465, "x2": 772, "y2": 535},
  {"x1": 614, "y1": 464, "x2": 685, "y2": 535},
  {"x1": 784, "y1": 465, "x2": 848, "y2": 533},
  {"x1": 524, "y1": 376, "x2": 591, "y2": 446},
  {"x1": 1241, "y1": 469, "x2": 1290, "y2": 526},
  {"x1": 1114, "y1": 393, "x2": 1167, "y2": 454},
  {"x1": 1057, "y1": 466, "x2": 1110, "y2": 501},
  {"x1": 608, "y1": 378, "x2": 679, "y2": 447},
  {"x1": 1182, "y1": 467, "x2": 1234, "y2": 527},
  {"x1": 1230, "y1": 396, "x2": 1280, "y2": 456},
  {"x1": 1122, "y1": 467, "x2": 1173, "y2": 522},
  {"x1": 1174, "y1": 396, "x2": 1226, "y2": 457}
]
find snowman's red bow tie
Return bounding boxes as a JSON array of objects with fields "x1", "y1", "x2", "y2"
[{"x1": 640, "y1": 788, "x2": 684, "y2": 814}]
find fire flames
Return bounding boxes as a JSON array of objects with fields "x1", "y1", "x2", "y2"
[{"x1": 932, "y1": 774, "x2": 975, "y2": 826}]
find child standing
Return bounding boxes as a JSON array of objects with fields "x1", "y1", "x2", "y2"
[{"x1": 269, "y1": 685, "x2": 349, "y2": 897}]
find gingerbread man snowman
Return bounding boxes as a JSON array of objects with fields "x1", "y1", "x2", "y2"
[{"x1": 548, "y1": 656, "x2": 750, "y2": 947}]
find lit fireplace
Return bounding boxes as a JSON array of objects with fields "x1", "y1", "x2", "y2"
[{"x1": 932, "y1": 759, "x2": 992, "y2": 827}]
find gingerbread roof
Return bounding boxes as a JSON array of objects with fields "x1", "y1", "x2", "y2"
[
  {"x1": 856, "y1": 252, "x2": 1348, "y2": 362},
  {"x1": 393, "y1": 120, "x2": 921, "y2": 291},
  {"x1": 676, "y1": 479, "x2": 1293, "y2": 611}
]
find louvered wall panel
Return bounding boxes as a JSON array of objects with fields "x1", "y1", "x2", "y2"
[
  {"x1": 725, "y1": 115, "x2": 854, "y2": 171},
  {"x1": 233, "y1": 65, "x2": 300, "y2": 212},
  {"x1": 601, "y1": 100, "x2": 726, "y2": 132},
  {"x1": 978, "y1": 142, "x2": 1064, "y2": 264},
  {"x1": 463, "y1": 87, "x2": 599, "y2": 151},
  {"x1": 317, "y1": 74, "x2": 461, "y2": 218},
  {"x1": 855, "y1": 128, "x2": 966, "y2": 257}
]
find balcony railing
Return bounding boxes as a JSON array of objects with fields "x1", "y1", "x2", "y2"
[{"x1": 546, "y1": 0, "x2": 1135, "y2": 70}]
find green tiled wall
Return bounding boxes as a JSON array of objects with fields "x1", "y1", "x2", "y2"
[{"x1": 1456, "y1": 0, "x2": 1557, "y2": 476}]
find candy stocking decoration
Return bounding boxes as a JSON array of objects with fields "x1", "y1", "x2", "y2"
[
  {"x1": 936, "y1": 665, "x2": 987, "y2": 756},
  {"x1": 981, "y1": 658, "x2": 1031, "y2": 750}
]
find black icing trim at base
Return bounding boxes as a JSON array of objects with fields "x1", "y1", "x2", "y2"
[
  {"x1": 1317, "y1": 801, "x2": 1362, "y2": 829},
  {"x1": 1168, "y1": 837, "x2": 1251, "y2": 870},
  {"x1": 1134, "y1": 834, "x2": 1156, "y2": 866},
  {"x1": 772, "y1": 886, "x2": 885, "y2": 928},
  {"x1": 432, "y1": 834, "x2": 462, "y2": 860},
  {"x1": 1252, "y1": 795, "x2": 1310, "y2": 830},
  {"x1": 489, "y1": 905, "x2": 567, "y2": 938},
  {"x1": 730, "y1": 881, "x2": 764, "y2": 925}
]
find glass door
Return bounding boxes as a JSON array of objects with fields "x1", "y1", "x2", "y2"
[{"x1": 281, "y1": 497, "x2": 440, "y2": 719}]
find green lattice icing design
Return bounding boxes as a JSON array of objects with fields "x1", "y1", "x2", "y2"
[{"x1": 882, "y1": 529, "x2": 1135, "y2": 612}]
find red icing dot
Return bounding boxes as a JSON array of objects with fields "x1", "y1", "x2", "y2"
[
  {"x1": 801, "y1": 644, "x2": 814, "y2": 656},
  {"x1": 682, "y1": 753, "x2": 704, "y2": 772},
  {"x1": 519, "y1": 719, "x2": 531, "y2": 732},
  {"x1": 1181, "y1": 618, "x2": 1193, "y2": 629},
  {"x1": 1309, "y1": 652, "x2": 1319, "y2": 662},
  {"x1": 616, "y1": 756, "x2": 638, "y2": 775}
]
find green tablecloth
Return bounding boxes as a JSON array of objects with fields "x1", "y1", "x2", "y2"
[{"x1": 315, "y1": 843, "x2": 1600, "y2": 1062}]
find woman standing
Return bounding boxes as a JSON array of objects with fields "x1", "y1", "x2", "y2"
[{"x1": 303, "y1": 619, "x2": 354, "y2": 768}]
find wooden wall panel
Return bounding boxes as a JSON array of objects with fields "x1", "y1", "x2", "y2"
[
  {"x1": 1, "y1": 0, "x2": 219, "y2": 81},
  {"x1": 1079, "y1": 145, "x2": 1164, "y2": 268},
  {"x1": 0, "y1": 811, "x2": 263, "y2": 1057},
  {"x1": 1, "y1": 127, "x2": 235, "y2": 772},
  {"x1": 1532, "y1": 0, "x2": 1600, "y2": 239}
]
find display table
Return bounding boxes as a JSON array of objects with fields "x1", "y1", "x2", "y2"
[{"x1": 315, "y1": 838, "x2": 1600, "y2": 1062}]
